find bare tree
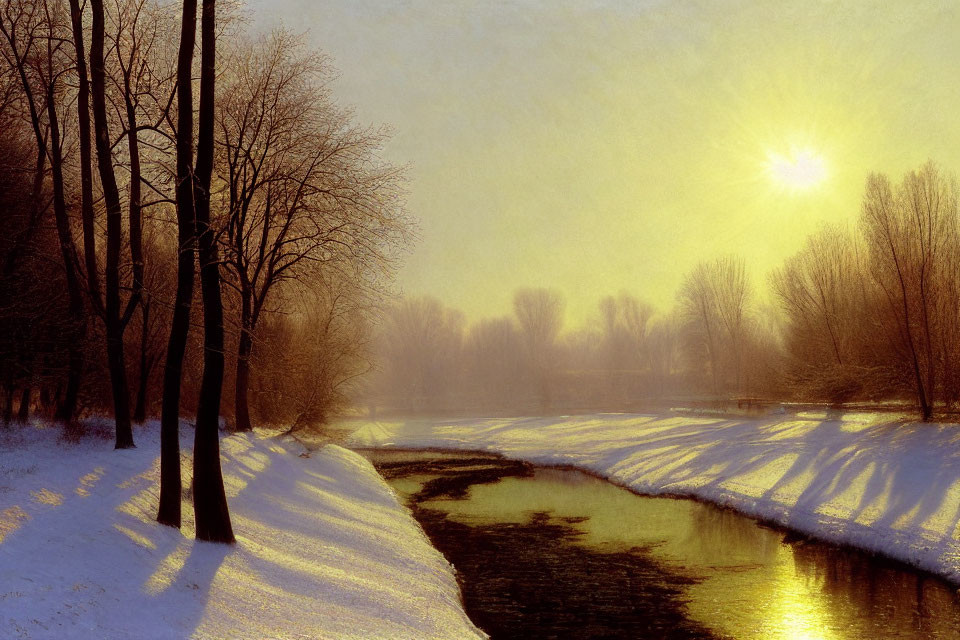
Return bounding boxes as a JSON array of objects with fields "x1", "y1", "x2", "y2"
[
  {"x1": 191, "y1": 0, "x2": 234, "y2": 543},
  {"x1": 216, "y1": 31, "x2": 408, "y2": 432},
  {"x1": 678, "y1": 257, "x2": 750, "y2": 396},
  {"x1": 38, "y1": 1, "x2": 87, "y2": 424},
  {"x1": 513, "y1": 287, "x2": 564, "y2": 410},
  {"x1": 157, "y1": 0, "x2": 199, "y2": 530},
  {"x1": 0, "y1": 70, "x2": 76, "y2": 428},
  {"x1": 377, "y1": 296, "x2": 464, "y2": 413},
  {"x1": 598, "y1": 293, "x2": 653, "y2": 403},
  {"x1": 67, "y1": 0, "x2": 100, "y2": 315},
  {"x1": 3, "y1": 0, "x2": 174, "y2": 435},
  {"x1": 647, "y1": 315, "x2": 679, "y2": 398},
  {"x1": 90, "y1": 0, "x2": 136, "y2": 447},
  {"x1": 678, "y1": 261, "x2": 721, "y2": 394},
  {"x1": 250, "y1": 280, "x2": 373, "y2": 431},
  {"x1": 713, "y1": 256, "x2": 750, "y2": 393},
  {"x1": 861, "y1": 163, "x2": 957, "y2": 420},
  {"x1": 106, "y1": 0, "x2": 178, "y2": 425},
  {"x1": 0, "y1": 0, "x2": 87, "y2": 426},
  {"x1": 771, "y1": 224, "x2": 872, "y2": 402},
  {"x1": 935, "y1": 217, "x2": 960, "y2": 407}
]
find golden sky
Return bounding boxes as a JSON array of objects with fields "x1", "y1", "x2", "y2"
[{"x1": 247, "y1": 0, "x2": 960, "y2": 325}]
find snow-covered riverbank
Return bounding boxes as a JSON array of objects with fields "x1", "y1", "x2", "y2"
[
  {"x1": 0, "y1": 424, "x2": 483, "y2": 640},
  {"x1": 348, "y1": 411, "x2": 960, "y2": 585}
]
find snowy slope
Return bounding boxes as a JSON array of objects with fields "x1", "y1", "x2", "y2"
[
  {"x1": 0, "y1": 423, "x2": 483, "y2": 640},
  {"x1": 348, "y1": 411, "x2": 960, "y2": 585}
]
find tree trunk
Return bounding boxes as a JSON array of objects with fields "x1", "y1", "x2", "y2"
[
  {"x1": 63, "y1": 0, "x2": 98, "y2": 423},
  {"x1": 234, "y1": 335, "x2": 253, "y2": 433},
  {"x1": 105, "y1": 323, "x2": 133, "y2": 446},
  {"x1": 57, "y1": 346, "x2": 84, "y2": 426},
  {"x1": 919, "y1": 385, "x2": 932, "y2": 422},
  {"x1": 157, "y1": 235, "x2": 192, "y2": 527},
  {"x1": 67, "y1": 0, "x2": 102, "y2": 312},
  {"x1": 17, "y1": 387, "x2": 30, "y2": 424},
  {"x1": 133, "y1": 302, "x2": 151, "y2": 424},
  {"x1": 157, "y1": 0, "x2": 199, "y2": 530},
  {"x1": 126, "y1": 85, "x2": 147, "y2": 425},
  {"x1": 698, "y1": 299, "x2": 719, "y2": 396},
  {"x1": 193, "y1": 0, "x2": 234, "y2": 544},
  {"x1": 39, "y1": 387, "x2": 52, "y2": 413},
  {"x1": 234, "y1": 293, "x2": 253, "y2": 433},
  {"x1": 121, "y1": 65, "x2": 144, "y2": 327},
  {"x1": 2, "y1": 386, "x2": 13, "y2": 425},
  {"x1": 45, "y1": 86, "x2": 86, "y2": 427},
  {"x1": 90, "y1": 0, "x2": 133, "y2": 448}
]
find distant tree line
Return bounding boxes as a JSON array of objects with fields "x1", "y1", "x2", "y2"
[
  {"x1": 0, "y1": 0, "x2": 410, "y2": 541},
  {"x1": 364, "y1": 285, "x2": 779, "y2": 417},
  {"x1": 368, "y1": 162, "x2": 960, "y2": 422}
]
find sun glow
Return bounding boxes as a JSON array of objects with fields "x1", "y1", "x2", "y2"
[{"x1": 766, "y1": 148, "x2": 827, "y2": 190}]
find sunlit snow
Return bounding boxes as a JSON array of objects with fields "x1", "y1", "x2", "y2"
[{"x1": 0, "y1": 424, "x2": 483, "y2": 639}]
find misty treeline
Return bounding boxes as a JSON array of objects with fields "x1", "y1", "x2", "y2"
[
  {"x1": 0, "y1": 0, "x2": 409, "y2": 540},
  {"x1": 368, "y1": 162, "x2": 960, "y2": 422},
  {"x1": 363, "y1": 285, "x2": 776, "y2": 417}
]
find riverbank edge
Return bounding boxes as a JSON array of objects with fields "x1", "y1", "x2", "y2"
[{"x1": 346, "y1": 412, "x2": 960, "y2": 588}]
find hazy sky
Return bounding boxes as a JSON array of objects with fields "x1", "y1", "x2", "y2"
[{"x1": 245, "y1": 0, "x2": 960, "y2": 324}]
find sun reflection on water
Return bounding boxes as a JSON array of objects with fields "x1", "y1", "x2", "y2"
[{"x1": 409, "y1": 460, "x2": 960, "y2": 639}]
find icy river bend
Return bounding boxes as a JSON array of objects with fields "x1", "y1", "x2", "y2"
[{"x1": 362, "y1": 449, "x2": 960, "y2": 640}]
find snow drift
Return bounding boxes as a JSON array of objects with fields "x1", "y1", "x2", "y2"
[{"x1": 0, "y1": 424, "x2": 483, "y2": 639}]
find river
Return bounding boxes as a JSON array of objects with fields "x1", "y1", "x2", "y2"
[{"x1": 361, "y1": 449, "x2": 960, "y2": 640}]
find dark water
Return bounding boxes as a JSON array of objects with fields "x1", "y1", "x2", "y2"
[{"x1": 361, "y1": 449, "x2": 960, "y2": 640}]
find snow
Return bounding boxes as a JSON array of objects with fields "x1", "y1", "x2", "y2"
[
  {"x1": 0, "y1": 423, "x2": 483, "y2": 640},
  {"x1": 347, "y1": 411, "x2": 960, "y2": 585}
]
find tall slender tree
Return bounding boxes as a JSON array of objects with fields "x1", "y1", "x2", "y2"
[
  {"x1": 107, "y1": 0, "x2": 176, "y2": 422},
  {"x1": 40, "y1": 1, "x2": 85, "y2": 426},
  {"x1": 192, "y1": 0, "x2": 234, "y2": 543},
  {"x1": 157, "y1": 0, "x2": 198, "y2": 529},
  {"x1": 67, "y1": 0, "x2": 100, "y2": 314},
  {"x1": 89, "y1": 0, "x2": 134, "y2": 448}
]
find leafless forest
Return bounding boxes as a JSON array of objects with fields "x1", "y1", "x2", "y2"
[
  {"x1": 368, "y1": 164, "x2": 960, "y2": 423},
  {"x1": 2, "y1": 2, "x2": 960, "y2": 512},
  {"x1": 0, "y1": 0, "x2": 410, "y2": 538}
]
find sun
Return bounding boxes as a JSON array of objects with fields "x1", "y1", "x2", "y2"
[{"x1": 766, "y1": 148, "x2": 827, "y2": 190}]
